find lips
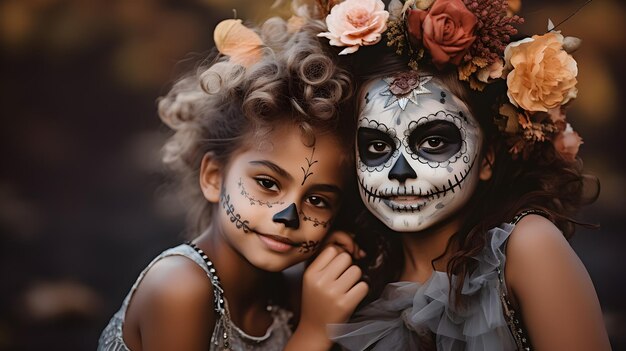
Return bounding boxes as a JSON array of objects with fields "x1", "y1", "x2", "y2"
[{"x1": 256, "y1": 233, "x2": 298, "y2": 253}]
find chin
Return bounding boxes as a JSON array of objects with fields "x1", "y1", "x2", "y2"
[{"x1": 246, "y1": 254, "x2": 294, "y2": 273}]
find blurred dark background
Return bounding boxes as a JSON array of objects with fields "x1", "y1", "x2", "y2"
[{"x1": 0, "y1": 0, "x2": 624, "y2": 350}]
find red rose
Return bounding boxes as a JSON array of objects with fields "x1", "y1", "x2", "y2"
[{"x1": 414, "y1": 0, "x2": 477, "y2": 68}]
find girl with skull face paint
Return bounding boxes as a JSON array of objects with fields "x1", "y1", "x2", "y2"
[
  {"x1": 317, "y1": 0, "x2": 611, "y2": 350},
  {"x1": 98, "y1": 12, "x2": 370, "y2": 351}
]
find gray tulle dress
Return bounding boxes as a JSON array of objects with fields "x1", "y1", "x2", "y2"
[
  {"x1": 329, "y1": 222, "x2": 532, "y2": 351},
  {"x1": 98, "y1": 244, "x2": 293, "y2": 351}
]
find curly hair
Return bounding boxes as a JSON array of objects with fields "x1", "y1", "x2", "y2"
[
  {"x1": 348, "y1": 46, "x2": 599, "y2": 306},
  {"x1": 157, "y1": 15, "x2": 354, "y2": 236}
]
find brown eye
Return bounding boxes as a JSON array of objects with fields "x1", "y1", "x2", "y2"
[
  {"x1": 255, "y1": 177, "x2": 279, "y2": 192},
  {"x1": 306, "y1": 195, "x2": 329, "y2": 209},
  {"x1": 426, "y1": 138, "x2": 442, "y2": 148},
  {"x1": 367, "y1": 141, "x2": 391, "y2": 154},
  {"x1": 420, "y1": 137, "x2": 445, "y2": 152}
]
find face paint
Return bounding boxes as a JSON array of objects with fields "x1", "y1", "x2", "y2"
[
  {"x1": 299, "y1": 240, "x2": 320, "y2": 253},
  {"x1": 299, "y1": 210, "x2": 330, "y2": 228},
  {"x1": 356, "y1": 72, "x2": 484, "y2": 232},
  {"x1": 300, "y1": 147, "x2": 319, "y2": 186},
  {"x1": 238, "y1": 178, "x2": 285, "y2": 208},
  {"x1": 221, "y1": 193, "x2": 252, "y2": 233},
  {"x1": 272, "y1": 203, "x2": 300, "y2": 229},
  {"x1": 212, "y1": 123, "x2": 346, "y2": 272}
]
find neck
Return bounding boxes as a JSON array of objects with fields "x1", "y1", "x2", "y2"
[
  {"x1": 194, "y1": 225, "x2": 274, "y2": 310},
  {"x1": 398, "y1": 213, "x2": 465, "y2": 283}
]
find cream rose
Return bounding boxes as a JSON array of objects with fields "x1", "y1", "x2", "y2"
[
  {"x1": 318, "y1": 0, "x2": 389, "y2": 55},
  {"x1": 504, "y1": 32, "x2": 578, "y2": 112}
]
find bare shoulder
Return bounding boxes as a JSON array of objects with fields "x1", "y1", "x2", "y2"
[
  {"x1": 124, "y1": 255, "x2": 216, "y2": 351},
  {"x1": 504, "y1": 214, "x2": 611, "y2": 350},
  {"x1": 504, "y1": 214, "x2": 585, "y2": 298}
]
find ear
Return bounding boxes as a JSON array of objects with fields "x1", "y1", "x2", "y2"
[
  {"x1": 199, "y1": 153, "x2": 223, "y2": 203},
  {"x1": 479, "y1": 146, "x2": 495, "y2": 181}
]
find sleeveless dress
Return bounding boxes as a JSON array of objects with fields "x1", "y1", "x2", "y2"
[
  {"x1": 98, "y1": 243, "x2": 293, "y2": 351},
  {"x1": 329, "y1": 212, "x2": 540, "y2": 351}
]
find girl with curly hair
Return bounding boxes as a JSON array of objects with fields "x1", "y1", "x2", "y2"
[{"x1": 98, "y1": 13, "x2": 368, "y2": 351}]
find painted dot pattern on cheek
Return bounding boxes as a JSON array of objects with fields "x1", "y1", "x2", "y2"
[
  {"x1": 299, "y1": 210, "x2": 329, "y2": 228},
  {"x1": 238, "y1": 178, "x2": 285, "y2": 208}
]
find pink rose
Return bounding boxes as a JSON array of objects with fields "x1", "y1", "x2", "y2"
[
  {"x1": 318, "y1": 0, "x2": 389, "y2": 55},
  {"x1": 553, "y1": 123, "x2": 583, "y2": 161},
  {"x1": 408, "y1": 0, "x2": 477, "y2": 68}
]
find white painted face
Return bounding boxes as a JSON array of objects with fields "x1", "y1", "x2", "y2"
[{"x1": 356, "y1": 72, "x2": 484, "y2": 232}]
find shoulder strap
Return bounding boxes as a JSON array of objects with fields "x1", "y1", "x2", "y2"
[
  {"x1": 185, "y1": 242, "x2": 226, "y2": 314},
  {"x1": 510, "y1": 209, "x2": 550, "y2": 225}
]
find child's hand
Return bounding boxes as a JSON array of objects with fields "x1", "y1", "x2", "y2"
[
  {"x1": 324, "y1": 230, "x2": 366, "y2": 260},
  {"x1": 296, "y1": 245, "x2": 369, "y2": 347}
]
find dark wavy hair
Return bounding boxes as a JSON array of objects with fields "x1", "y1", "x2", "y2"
[
  {"x1": 157, "y1": 16, "x2": 355, "y2": 236},
  {"x1": 344, "y1": 41, "x2": 600, "y2": 306}
]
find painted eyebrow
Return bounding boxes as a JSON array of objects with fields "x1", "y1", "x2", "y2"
[{"x1": 249, "y1": 160, "x2": 293, "y2": 180}]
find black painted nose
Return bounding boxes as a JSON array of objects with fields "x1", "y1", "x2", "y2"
[
  {"x1": 388, "y1": 154, "x2": 417, "y2": 183},
  {"x1": 272, "y1": 203, "x2": 300, "y2": 229}
]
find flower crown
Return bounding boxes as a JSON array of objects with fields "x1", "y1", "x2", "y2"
[{"x1": 317, "y1": 0, "x2": 584, "y2": 161}]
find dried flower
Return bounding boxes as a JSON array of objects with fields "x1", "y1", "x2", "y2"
[
  {"x1": 553, "y1": 123, "x2": 583, "y2": 161},
  {"x1": 213, "y1": 19, "x2": 264, "y2": 67},
  {"x1": 318, "y1": 0, "x2": 389, "y2": 55},
  {"x1": 476, "y1": 58, "x2": 504, "y2": 82},
  {"x1": 388, "y1": 71, "x2": 422, "y2": 95},
  {"x1": 408, "y1": 0, "x2": 478, "y2": 68},
  {"x1": 504, "y1": 32, "x2": 578, "y2": 112}
]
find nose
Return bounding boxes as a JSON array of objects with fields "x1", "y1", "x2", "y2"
[
  {"x1": 388, "y1": 154, "x2": 417, "y2": 183},
  {"x1": 272, "y1": 203, "x2": 300, "y2": 229}
]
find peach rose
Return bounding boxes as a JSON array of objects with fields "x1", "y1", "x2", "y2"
[
  {"x1": 408, "y1": 0, "x2": 477, "y2": 68},
  {"x1": 318, "y1": 0, "x2": 389, "y2": 55},
  {"x1": 553, "y1": 123, "x2": 583, "y2": 161},
  {"x1": 504, "y1": 32, "x2": 578, "y2": 112}
]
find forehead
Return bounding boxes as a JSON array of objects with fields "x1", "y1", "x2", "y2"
[
  {"x1": 359, "y1": 76, "x2": 475, "y2": 129},
  {"x1": 241, "y1": 124, "x2": 348, "y2": 179}
]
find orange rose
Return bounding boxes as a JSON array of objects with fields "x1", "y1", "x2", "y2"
[
  {"x1": 318, "y1": 0, "x2": 389, "y2": 55},
  {"x1": 504, "y1": 32, "x2": 578, "y2": 112},
  {"x1": 408, "y1": 0, "x2": 477, "y2": 68}
]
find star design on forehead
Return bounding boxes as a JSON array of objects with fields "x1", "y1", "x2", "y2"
[{"x1": 380, "y1": 74, "x2": 432, "y2": 111}]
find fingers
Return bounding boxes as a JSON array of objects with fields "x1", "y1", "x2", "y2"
[
  {"x1": 325, "y1": 230, "x2": 366, "y2": 260},
  {"x1": 306, "y1": 245, "x2": 341, "y2": 272},
  {"x1": 334, "y1": 264, "x2": 363, "y2": 292},
  {"x1": 345, "y1": 281, "x2": 369, "y2": 303},
  {"x1": 320, "y1": 252, "x2": 353, "y2": 281}
]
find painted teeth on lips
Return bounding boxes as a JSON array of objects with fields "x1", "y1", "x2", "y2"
[{"x1": 390, "y1": 195, "x2": 424, "y2": 204}]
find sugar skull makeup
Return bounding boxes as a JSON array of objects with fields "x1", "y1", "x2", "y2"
[{"x1": 356, "y1": 72, "x2": 484, "y2": 232}]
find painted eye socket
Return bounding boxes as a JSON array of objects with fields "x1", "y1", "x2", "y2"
[
  {"x1": 367, "y1": 141, "x2": 392, "y2": 155},
  {"x1": 357, "y1": 127, "x2": 397, "y2": 167},
  {"x1": 306, "y1": 195, "x2": 329, "y2": 209},
  {"x1": 255, "y1": 177, "x2": 279, "y2": 192},
  {"x1": 407, "y1": 120, "x2": 462, "y2": 162}
]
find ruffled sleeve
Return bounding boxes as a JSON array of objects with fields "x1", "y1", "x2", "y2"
[{"x1": 329, "y1": 223, "x2": 518, "y2": 351}]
